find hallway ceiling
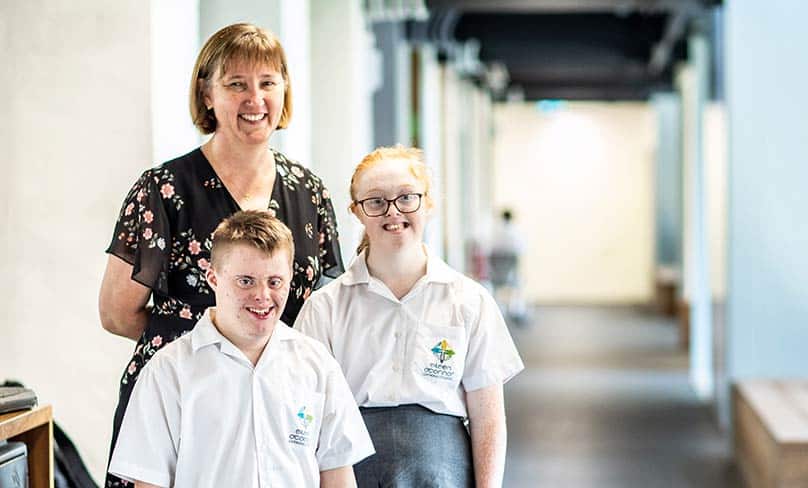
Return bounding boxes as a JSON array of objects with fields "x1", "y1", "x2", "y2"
[{"x1": 424, "y1": 0, "x2": 722, "y2": 100}]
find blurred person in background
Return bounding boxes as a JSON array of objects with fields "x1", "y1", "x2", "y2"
[
  {"x1": 489, "y1": 209, "x2": 528, "y2": 324},
  {"x1": 98, "y1": 23, "x2": 343, "y2": 487}
]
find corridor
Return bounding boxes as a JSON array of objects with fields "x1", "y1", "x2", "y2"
[{"x1": 503, "y1": 306, "x2": 741, "y2": 487}]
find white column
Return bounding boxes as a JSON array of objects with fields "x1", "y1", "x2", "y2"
[
  {"x1": 277, "y1": 0, "x2": 311, "y2": 165},
  {"x1": 679, "y1": 34, "x2": 713, "y2": 400},
  {"x1": 150, "y1": 0, "x2": 201, "y2": 163},
  {"x1": 310, "y1": 0, "x2": 375, "y2": 259},
  {"x1": 418, "y1": 45, "x2": 445, "y2": 256},
  {"x1": 651, "y1": 92, "x2": 683, "y2": 269},
  {"x1": 440, "y1": 67, "x2": 465, "y2": 270}
]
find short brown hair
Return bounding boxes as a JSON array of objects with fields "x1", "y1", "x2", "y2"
[
  {"x1": 211, "y1": 210, "x2": 294, "y2": 268},
  {"x1": 190, "y1": 23, "x2": 293, "y2": 134}
]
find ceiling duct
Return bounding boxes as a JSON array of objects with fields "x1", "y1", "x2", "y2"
[
  {"x1": 364, "y1": 0, "x2": 430, "y2": 23},
  {"x1": 422, "y1": 0, "x2": 722, "y2": 100}
]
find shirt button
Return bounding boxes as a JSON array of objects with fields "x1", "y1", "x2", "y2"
[
  {"x1": 392, "y1": 363, "x2": 400, "y2": 373},
  {"x1": 394, "y1": 332, "x2": 401, "y2": 339}
]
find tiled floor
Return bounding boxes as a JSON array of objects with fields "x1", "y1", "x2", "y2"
[{"x1": 502, "y1": 306, "x2": 741, "y2": 488}]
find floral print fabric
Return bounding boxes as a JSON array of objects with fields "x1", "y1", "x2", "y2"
[{"x1": 105, "y1": 147, "x2": 343, "y2": 487}]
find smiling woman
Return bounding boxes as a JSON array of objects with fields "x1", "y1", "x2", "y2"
[{"x1": 97, "y1": 23, "x2": 344, "y2": 488}]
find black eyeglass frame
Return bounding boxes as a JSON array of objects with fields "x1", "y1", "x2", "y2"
[{"x1": 354, "y1": 193, "x2": 425, "y2": 217}]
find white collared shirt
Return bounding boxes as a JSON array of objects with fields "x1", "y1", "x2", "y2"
[
  {"x1": 295, "y1": 250, "x2": 524, "y2": 418},
  {"x1": 109, "y1": 310, "x2": 374, "y2": 488}
]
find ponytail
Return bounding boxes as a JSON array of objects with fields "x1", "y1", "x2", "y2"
[{"x1": 356, "y1": 232, "x2": 370, "y2": 255}]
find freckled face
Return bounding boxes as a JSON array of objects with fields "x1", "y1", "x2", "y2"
[
  {"x1": 204, "y1": 61, "x2": 286, "y2": 146},
  {"x1": 352, "y1": 158, "x2": 429, "y2": 252},
  {"x1": 206, "y1": 244, "x2": 292, "y2": 347}
]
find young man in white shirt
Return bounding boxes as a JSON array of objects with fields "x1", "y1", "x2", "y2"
[{"x1": 109, "y1": 210, "x2": 374, "y2": 488}]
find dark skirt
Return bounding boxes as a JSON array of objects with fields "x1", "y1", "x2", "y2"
[{"x1": 354, "y1": 404, "x2": 474, "y2": 488}]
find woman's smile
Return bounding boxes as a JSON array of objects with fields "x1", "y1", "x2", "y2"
[
  {"x1": 240, "y1": 112, "x2": 267, "y2": 122},
  {"x1": 383, "y1": 221, "x2": 410, "y2": 232}
]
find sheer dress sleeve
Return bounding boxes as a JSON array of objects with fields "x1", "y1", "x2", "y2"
[
  {"x1": 106, "y1": 169, "x2": 172, "y2": 296},
  {"x1": 316, "y1": 183, "x2": 344, "y2": 280}
]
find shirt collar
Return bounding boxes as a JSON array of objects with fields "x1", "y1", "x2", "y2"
[
  {"x1": 342, "y1": 247, "x2": 454, "y2": 286},
  {"x1": 190, "y1": 309, "x2": 224, "y2": 352},
  {"x1": 191, "y1": 308, "x2": 294, "y2": 356}
]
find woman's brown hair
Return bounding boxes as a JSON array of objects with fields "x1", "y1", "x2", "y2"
[{"x1": 190, "y1": 23, "x2": 293, "y2": 134}]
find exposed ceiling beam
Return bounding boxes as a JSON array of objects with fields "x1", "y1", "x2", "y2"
[
  {"x1": 427, "y1": 0, "x2": 715, "y2": 14},
  {"x1": 517, "y1": 80, "x2": 669, "y2": 101},
  {"x1": 647, "y1": 2, "x2": 703, "y2": 75}
]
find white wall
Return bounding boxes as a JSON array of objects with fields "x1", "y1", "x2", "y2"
[
  {"x1": 150, "y1": 0, "x2": 201, "y2": 163},
  {"x1": 492, "y1": 102, "x2": 656, "y2": 304},
  {"x1": 310, "y1": 0, "x2": 376, "y2": 260},
  {"x1": 725, "y1": 1, "x2": 808, "y2": 386},
  {"x1": 0, "y1": 1, "x2": 153, "y2": 482}
]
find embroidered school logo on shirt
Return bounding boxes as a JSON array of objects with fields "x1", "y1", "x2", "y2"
[
  {"x1": 431, "y1": 340, "x2": 456, "y2": 364},
  {"x1": 423, "y1": 339, "x2": 457, "y2": 381},
  {"x1": 289, "y1": 406, "x2": 314, "y2": 447},
  {"x1": 297, "y1": 406, "x2": 314, "y2": 429}
]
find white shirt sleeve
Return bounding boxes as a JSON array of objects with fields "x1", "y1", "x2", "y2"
[
  {"x1": 294, "y1": 293, "x2": 332, "y2": 351},
  {"x1": 316, "y1": 361, "x2": 375, "y2": 471},
  {"x1": 108, "y1": 357, "x2": 181, "y2": 487},
  {"x1": 462, "y1": 286, "x2": 525, "y2": 392}
]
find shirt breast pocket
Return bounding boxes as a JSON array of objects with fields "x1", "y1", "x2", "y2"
[
  {"x1": 285, "y1": 392, "x2": 324, "y2": 452},
  {"x1": 413, "y1": 324, "x2": 467, "y2": 389}
]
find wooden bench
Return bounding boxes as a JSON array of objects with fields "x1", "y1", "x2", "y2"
[{"x1": 734, "y1": 381, "x2": 808, "y2": 488}]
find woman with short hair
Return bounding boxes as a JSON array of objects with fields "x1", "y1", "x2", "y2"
[{"x1": 99, "y1": 23, "x2": 344, "y2": 487}]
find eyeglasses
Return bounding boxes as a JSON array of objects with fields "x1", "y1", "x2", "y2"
[{"x1": 354, "y1": 193, "x2": 424, "y2": 217}]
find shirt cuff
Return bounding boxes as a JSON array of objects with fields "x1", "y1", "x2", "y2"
[
  {"x1": 462, "y1": 359, "x2": 525, "y2": 392},
  {"x1": 318, "y1": 445, "x2": 376, "y2": 472},
  {"x1": 108, "y1": 460, "x2": 172, "y2": 488}
]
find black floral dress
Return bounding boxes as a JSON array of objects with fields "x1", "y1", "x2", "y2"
[{"x1": 104, "y1": 147, "x2": 343, "y2": 487}]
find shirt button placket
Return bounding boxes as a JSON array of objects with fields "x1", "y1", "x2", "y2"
[
  {"x1": 252, "y1": 371, "x2": 267, "y2": 487},
  {"x1": 390, "y1": 307, "x2": 408, "y2": 401}
]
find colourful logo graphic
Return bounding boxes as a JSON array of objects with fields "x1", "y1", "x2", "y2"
[
  {"x1": 431, "y1": 340, "x2": 456, "y2": 364},
  {"x1": 297, "y1": 406, "x2": 314, "y2": 429}
]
